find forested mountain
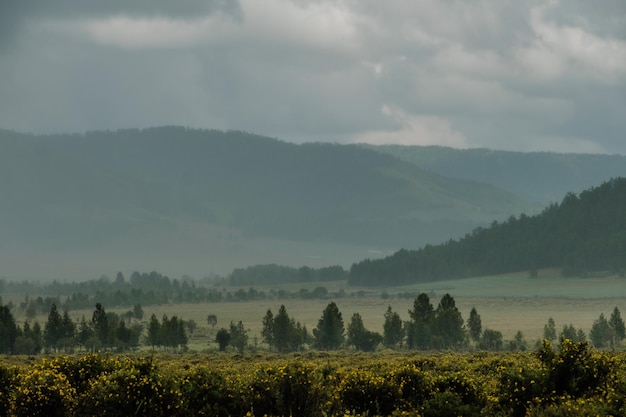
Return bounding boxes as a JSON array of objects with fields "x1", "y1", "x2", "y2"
[
  {"x1": 0, "y1": 127, "x2": 526, "y2": 279},
  {"x1": 368, "y1": 145, "x2": 626, "y2": 204},
  {"x1": 349, "y1": 178, "x2": 626, "y2": 286}
]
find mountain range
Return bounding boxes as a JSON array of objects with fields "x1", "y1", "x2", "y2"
[{"x1": 1, "y1": 127, "x2": 624, "y2": 280}]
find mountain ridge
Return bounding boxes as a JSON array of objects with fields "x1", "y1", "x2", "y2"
[{"x1": 0, "y1": 127, "x2": 527, "y2": 279}]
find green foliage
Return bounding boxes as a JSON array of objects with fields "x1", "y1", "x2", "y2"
[
  {"x1": 467, "y1": 307, "x2": 482, "y2": 343},
  {"x1": 479, "y1": 329, "x2": 503, "y2": 351},
  {"x1": 230, "y1": 264, "x2": 347, "y2": 285},
  {"x1": 179, "y1": 367, "x2": 233, "y2": 416},
  {"x1": 262, "y1": 305, "x2": 308, "y2": 353},
  {"x1": 559, "y1": 323, "x2": 586, "y2": 343},
  {"x1": 339, "y1": 368, "x2": 399, "y2": 416},
  {"x1": 383, "y1": 305, "x2": 404, "y2": 348},
  {"x1": 74, "y1": 357, "x2": 182, "y2": 417},
  {"x1": 247, "y1": 362, "x2": 327, "y2": 417},
  {"x1": 346, "y1": 313, "x2": 382, "y2": 352},
  {"x1": 544, "y1": 317, "x2": 557, "y2": 342},
  {"x1": 349, "y1": 178, "x2": 626, "y2": 285},
  {"x1": 590, "y1": 313, "x2": 612, "y2": 348},
  {"x1": 229, "y1": 320, "x2": 248, "y2": 354},
  {"x1": 0, "y1": 305, "x2": 18, "y2": 354},
  {"x1": 610, "y1": 306, "x2": 625, "y2": 343},
  {"x1": 313, "y1": 302, "x2": 345, "y2": 350},
  {"x1": 215, "y1": 328, "x2": 230, "y2": 352},
  {"x1": 0, "y1": 364, "x2": 16, "y2": 417},
  {"x1": 3, "y1": 348, "x2": 626, "y2": 417},
  {"x1": 10, "y1": 368, "x2": 76, "y2": 417}
]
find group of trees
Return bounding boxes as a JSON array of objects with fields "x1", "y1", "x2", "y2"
[
  {"x1": 3, "y1": 294, "x2": 625, "y2": 356},
  {"x1": 349, "y1": 178, "x2": 626, "y2": 285},
  {"x1": 0, "y1": 302, "x2": 149, "y2": 354},
  {"x1": 542, "y1": 307, "x2": 626, "y2": 349},
  {"x1": 145, "y1": 313, "x2": 188, "y2": 352},
  {"x1": 230, "y1": 264, "x2": 347, "y2": 285},
  {"x1": 216, "y1": 294, "x2": 491, "y2": 354},
  {"x1": 5, "y1": 272, "x2": 348, "y2": 317},
  {"x1": 261, "y1": 305, "x2": 309, "y2": 352}
]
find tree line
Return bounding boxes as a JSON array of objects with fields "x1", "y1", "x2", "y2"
[
  {"x1": 4, "y1": 271, "x2": 346, "y2": 316},
  {"x1": 2, "y1": 294, "x2": 624, "y2": 355},
  {"x1": 349, "y1": 177, "x2": 626, "y2": 285},
  {"x1": 214, "y1": 293, "x2": 626, "y2": 354},
  {"x1": 0, "y1": 302, "x2": 191, "y2": 355}
]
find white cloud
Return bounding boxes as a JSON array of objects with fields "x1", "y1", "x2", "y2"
[
  {"x1": 516, "y1": 1, "x2": 626, "y2": 81},
  {"x1": 354, "y1": 105, "x2": 468, "y2": 148}
]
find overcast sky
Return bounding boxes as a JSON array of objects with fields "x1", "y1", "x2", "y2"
[{"x1": 1, "y1": 0, "x2": 625, "y2": 154}]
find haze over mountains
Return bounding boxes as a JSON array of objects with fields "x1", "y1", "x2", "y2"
[{"x1": 1, "y1": 127, "x2": 624, "y2": 281}]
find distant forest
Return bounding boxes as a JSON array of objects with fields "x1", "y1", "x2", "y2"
[{"x1": 349, "y1": 178, "x2": 626, "y2": 286}]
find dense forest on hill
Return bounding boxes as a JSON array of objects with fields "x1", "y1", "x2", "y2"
[{"x1": 349, "y1": 178, "x2": 626, "y2": 286}]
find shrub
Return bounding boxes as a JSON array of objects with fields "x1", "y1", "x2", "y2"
[
  {"x1": 247, "y1": 362, "x2": 327, "y2": 417},
  {"x1": 339, "y1": 368, "x2": 399, "y2": 416},
  {"x1": 10, "y1": 368, "x2": 76, "y2": 417},
  {"x1": 179, "y1": 366, "x2": 237, "y2": 416},
  {"x1": 74, "y1": 357, "x2": 182, "y2": 417},
  {"x1": 0, "y1": 365, "x2": 15, "y2": 417}
]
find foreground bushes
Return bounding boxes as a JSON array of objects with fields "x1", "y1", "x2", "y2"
[{"x1": 0, "y1": 340, "x2": 625, "y2": 416}]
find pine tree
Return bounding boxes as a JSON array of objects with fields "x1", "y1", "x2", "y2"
[
  {"x1": 407, "y1": 293, "x2": 433, "y2": 349},
  {"x1": 313, "y1": 302, "x2": 344, "y2": 350},
  {"x1": 229, "y1": 320, "x2": 248, "y2": 354},
  {"x1": 433, "y1": 294, "x2": 465, "y2": 349},
  {"x1": 609, "y1": 306, "x2": 625, "y2": 345},
  {"x1": 544, "y1": 317, "x2": 557, "y2": 342},
  {"x1": 44, "y1": 304, "x2": 63, "y2": 352},
  {"x1": 383, "y1": 306, "x2": 403, "y2": 348},
  {"x1": 467, "y1": 307, "x2": 482, "y2": 344},
  {"x1": 92, "y1": 303, "x2": 109, "y2": 347}
]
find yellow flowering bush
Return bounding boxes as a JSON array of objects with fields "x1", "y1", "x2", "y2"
[
  {"x1": 73, "y1": 357, "x2": 182, "y2": 417},
  {"x1": 10, "y1": 368, "x2": 76, "y2": 417},
  {"x1": 2, "y1": 343, "x2": 626, "y2": 416}
]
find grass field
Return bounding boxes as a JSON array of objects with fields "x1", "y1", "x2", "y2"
[{"x1": 7, "y1": 269, "x2": 626, "y2": 351}]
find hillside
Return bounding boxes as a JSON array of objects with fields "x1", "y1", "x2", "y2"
[
  {"x1": 349, "y1": 178, "x2": 626, "y2": 286},
  {"x1": 367, "y1": 145, "x2": 626, "y2": 204},
  {"x1": 0, "y1": 127, "x2": 527, "y2": 279}
]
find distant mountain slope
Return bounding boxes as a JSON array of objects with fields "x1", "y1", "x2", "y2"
[
  {"x1": 0, "y1": 127, "x2": 528, "y2": 279},
  {"x1": 349, "y1": 178, "x2": 626, "y2": 286},
  {"x1": 367, "y1": 145, "x2": 626, "y2": 204}
]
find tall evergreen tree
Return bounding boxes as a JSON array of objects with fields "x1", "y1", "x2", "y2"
[
  {"x1": 229, "y1": 320, "x2": 248, "y2": 354},
  {"x1": 44, "y1": 304, "x2": 63, "y2": 352},
  {"x1": 261, "y1": 309, "x2": 274, "y2": 349},
  {"x1": 433, "y1": 294, "x2": 465, "y2": 349},
  {"x1": 61, "y1": 311, "x2": 76, "y2": 352},
  {"x1": 609, "y1": 306, "x2": 625, "y2": 345},
  {"x1": 273, "y1": 305, "x2": 293, "y2": 353},
  {"x1": 407, "y1": 293, "x2": 433, "y2": 349},
  {"x1": 92, "y1": 303, "x2": 109, "y2": 347},
  {"x1": 544, "y1": 317, "x2": 557, "y2": 342},
  {"x1": 590, "y1": 313, "x2": 612, "y2": 348},
  {"x1": 467, "y1": 307, "x2": 482, "y2": 344},
  {"x1": 0, "y1": 305, "x2": 17, "y2": 354},
  {"x1": 146, "y1": 313, "x2": 161, "y2": 350},
  {"x1": 383, "y1": 306, "x2": 403, "y2": 348},
  {"x1": 313, "y1": 302, "x2": 344, "y2": 350}
]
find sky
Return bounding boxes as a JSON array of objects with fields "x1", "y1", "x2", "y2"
[{"x1": 0, "y1": 0, "x2": 625, "y2": 154}]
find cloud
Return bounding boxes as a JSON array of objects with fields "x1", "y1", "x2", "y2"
[
  {"x1": 0, "y1": 0, "x2": 625, "y2": 154},
  {"x1": 515, "y1": 1, "x2": 626, "y2": 81},
  {"x1": 354, "y1": 105, "x2": 468, "y2": 148}
]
